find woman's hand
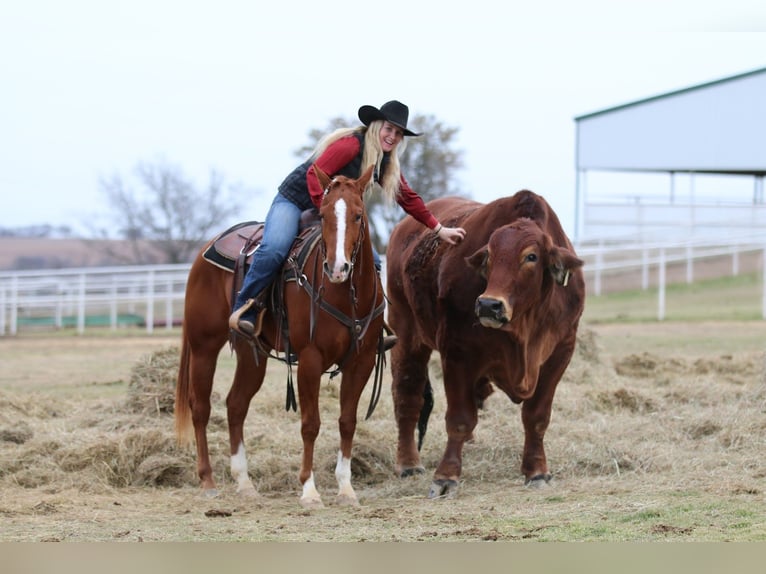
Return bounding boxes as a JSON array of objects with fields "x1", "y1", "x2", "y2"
[{"x1": 436, "y1": 225, "x2": 466, "y2": 245}]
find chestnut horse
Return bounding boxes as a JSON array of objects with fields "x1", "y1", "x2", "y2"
[{"x1": 174, "y1": 165, "x2": 385, "y2": 508}]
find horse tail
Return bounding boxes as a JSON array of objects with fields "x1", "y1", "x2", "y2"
[{"x1": 174, "y1": 324, "x2": 193, "y2": 445}]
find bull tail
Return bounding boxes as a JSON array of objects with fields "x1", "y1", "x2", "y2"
[{"x1": 417, "y1": 380, "x2": 434, "y2": 451}]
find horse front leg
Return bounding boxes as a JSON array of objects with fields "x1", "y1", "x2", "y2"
[
  {"x1": 296, "y1": 353, "x2": 324, "y2": 508},
  {"x1": 334, "y1": 355, "x2": 376, "y2": 507}
]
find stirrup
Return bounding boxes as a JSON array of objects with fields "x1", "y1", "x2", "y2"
[{"x1": 229, "y1": 299, "x2": 266, "y2": 339}]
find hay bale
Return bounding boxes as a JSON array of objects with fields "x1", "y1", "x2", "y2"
[
  {"x1": 126, "y1": 346, "x2": 179, "y2": 415},
  {"x1": 0, "y1": 421, "x2": 33, "y2": 444}
]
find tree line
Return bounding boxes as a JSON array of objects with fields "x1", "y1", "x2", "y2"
[{"x1": 4, "y1": 113, "x2": 465, "y2": 267}]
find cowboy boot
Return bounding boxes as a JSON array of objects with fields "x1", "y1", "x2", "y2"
[
  {"x1": 229, "y1": 298, "x2": 266, "y2": 339},
  {"x1": 382, "y1": 320, "x2": 398, "y2": 351}
]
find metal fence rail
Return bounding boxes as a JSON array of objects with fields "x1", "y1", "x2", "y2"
[
  {"x1": 2, "y1": 234, "x2": 765, "y2": 335},
  {"x1": 0, "y1": 264, "x2": 190, "y2": 336}
]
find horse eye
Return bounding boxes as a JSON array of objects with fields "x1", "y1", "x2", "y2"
[{"x1": 525, "y1": 253, "x2": 538, "y2": 263}]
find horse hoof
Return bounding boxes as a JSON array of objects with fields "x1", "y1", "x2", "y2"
[
  {"x1": 428, "y1": 479, "x2": 459, "y2": 499},
  {"x1": 525, "y1": 474, "x2": 552, "y2": 489},
  {"x1": 300, "y1": 496, "x2": 325, "y2": 510},
  {"x1": 335, "y1": 493, "x2": 360, "y2": 507},
  {"x1": 202, "y1": 488, "x2": 220, "y2": 499},
  {"x1": 236, "y1": 484, "x2": 260, "y2": 498},
  {"x1": 399, "y1": 466, "x2": 425, "y2": 478}
]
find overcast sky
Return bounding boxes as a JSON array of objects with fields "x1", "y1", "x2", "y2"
[{"x1": 2, "y1": 1, "x2": 766, "y2": 238}]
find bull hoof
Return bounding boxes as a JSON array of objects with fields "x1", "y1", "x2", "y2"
[
  {"x1": 399, "y1": 466, "x2": 425, "y2": 478},
  {"x1": 524, "y1": 474, "x2": 552, "y2": 489},
  {"x1": 428, "y1": 479, "x2": 459, "y2": 499}
]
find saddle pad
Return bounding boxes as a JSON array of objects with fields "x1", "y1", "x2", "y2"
[
  {"x1": 202, "y1": 221, "x2": 263, "y2": 272},
  {"x1": 202, "y1": 220, "x2": 322, "y2": 274}
]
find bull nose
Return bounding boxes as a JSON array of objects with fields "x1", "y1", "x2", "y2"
[{"x1": 475, "y1": 297, "x2": 508, "y2": 322}]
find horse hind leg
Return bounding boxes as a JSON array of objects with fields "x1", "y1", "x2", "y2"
[{"x1": 226, "y1": 340, "x2": 268, "y2": 497}]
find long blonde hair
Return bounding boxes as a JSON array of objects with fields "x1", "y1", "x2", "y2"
[{"x1": 311, "y1": 121, "x2": 406, "y2": 203}]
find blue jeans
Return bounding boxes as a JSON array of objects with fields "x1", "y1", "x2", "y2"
[
  {"x1": 233, "y1": 194, "x2": 302, "y2": 318},
  {"x1": 232, "y1": 193, "x2": 382, "y2": 319}
]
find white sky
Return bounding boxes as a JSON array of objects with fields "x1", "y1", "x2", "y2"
[{"x1": 2, "y1": 1, "x2": 766, "y2": 238}]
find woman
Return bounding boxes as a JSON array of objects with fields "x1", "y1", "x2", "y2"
[{"x1": 229, "y1": 99, "x2": 466, "y2": 340}]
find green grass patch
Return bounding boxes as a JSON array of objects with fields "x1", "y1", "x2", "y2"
[{"x1": 584, "y1": 271, "x2": 764, "y2": 323}]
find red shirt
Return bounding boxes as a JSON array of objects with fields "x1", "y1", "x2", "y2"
[{"x1": 306, "y1": 136, "x2": 440, "y2": 230}]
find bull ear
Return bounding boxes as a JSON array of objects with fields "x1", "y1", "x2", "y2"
[
  {"x1": 313, "y1": 163, "x2": 332, "y2": 191},
  {"x1": 548, "y1": 246, "x2": 583, "y2": 286},
  {"x1": 466, "y1": 247, "x2": 488, "y2": 279}
]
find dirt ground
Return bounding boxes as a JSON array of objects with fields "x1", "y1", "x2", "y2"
[{"x1": 0, "y1": 321, "x2": 764, "y2": 542}]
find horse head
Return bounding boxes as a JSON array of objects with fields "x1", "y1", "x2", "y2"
[{"x1": 314, "y1": 164, "x2": 374, "y2": 283}]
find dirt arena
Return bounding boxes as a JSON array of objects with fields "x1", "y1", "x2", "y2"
[{"x1": 0, "y1": 321, "x2": 764, "y2": 541}]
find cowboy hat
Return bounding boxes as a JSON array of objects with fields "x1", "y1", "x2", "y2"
[{"x1": 358, "y1": 100, "x2": 422, "y2": 136}]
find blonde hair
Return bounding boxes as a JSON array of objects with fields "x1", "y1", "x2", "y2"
[{"x1": 311, "y1": 121, "x2": 406, "y2": 203}]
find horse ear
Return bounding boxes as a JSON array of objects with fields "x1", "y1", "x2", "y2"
[
  {"x1": 358, "y1": 165, "x2": 375, "y2": 194},
  {"x1": 314, "y1": 163, "x2": 332, "y2": 190}
]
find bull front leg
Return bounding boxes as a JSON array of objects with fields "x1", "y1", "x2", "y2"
[
  {"x1": 391, "y1": 344, "x2": 432, "y2": 478},
  {"x1": 430, "y1": 363, "x2": 479, "y2": 499}
]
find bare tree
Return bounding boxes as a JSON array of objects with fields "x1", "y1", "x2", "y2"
[
  {"x1": 93, "y1": 160, "x2": 246, "y2": 264},
  {"x1": 295, "y1": 113, "x2": 465, "y2": 252}
]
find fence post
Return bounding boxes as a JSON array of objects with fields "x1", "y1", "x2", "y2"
[
  {"x1": 658, "y1": 247, "x2": 666, "y2": 321},
  {"x1": 594, "y1": 250, "x2": 603, "y2": 296},
  {"x1": 77, "y1": 273, "x2": 86, "y2": 334},
  {"x1": 9, "y1": 275, "x2": 18, "y2": 335},
  {"x1": 642, "y1": 248, "x2": 649, "y2": 290},
  {"x1": 762, "y1": 248, "x2": 766, "y2": 320},
  {"x1": 686, "y1": 244, "x2": 693, "y2": 284},
  {"x1": 145, "y1": 269, "x2": 155, "y2": 334}
]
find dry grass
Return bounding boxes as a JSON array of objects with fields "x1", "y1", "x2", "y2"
[{"x1": 0, "y1": 322, "x2": 765, "y2": 541}]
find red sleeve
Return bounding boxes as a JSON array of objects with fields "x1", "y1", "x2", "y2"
[
  {"x1": 396, "y1": 175, "x2": 440, "y2": 229},
  {"x1": 306, "y1": 136, "x2": 362, "y2": 209}
]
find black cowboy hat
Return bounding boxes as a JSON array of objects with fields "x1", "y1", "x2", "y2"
[{"x1": 358, "y1": 100, "x2": 422, "y2": 137}]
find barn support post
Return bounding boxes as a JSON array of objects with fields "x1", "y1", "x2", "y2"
[{"x1": 658, "y1": 248, "x2": 666, "y2": 321}]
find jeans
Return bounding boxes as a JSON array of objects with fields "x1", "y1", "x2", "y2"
[{"x1": 232, "y1": 193, "x2": 382, "y2": 319}]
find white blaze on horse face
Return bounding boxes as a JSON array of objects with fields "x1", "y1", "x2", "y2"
[{"x1": 329, "y1": 197, "x2": 350, "y2": 282}]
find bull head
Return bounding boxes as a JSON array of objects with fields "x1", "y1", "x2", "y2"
[{"x1": 466, "y1": 220, "x2": 583, "y2": 329}]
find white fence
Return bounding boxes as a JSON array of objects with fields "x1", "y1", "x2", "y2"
[
  {"x1": 577, "y1": 233, "x2": 766, "y2": 320},
  {"x1": 0, "y1": 264, "x2": 190, "y2": 336},
  {"x1": 2, "y1": 234, "x2": 766, "y2": 335}
]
